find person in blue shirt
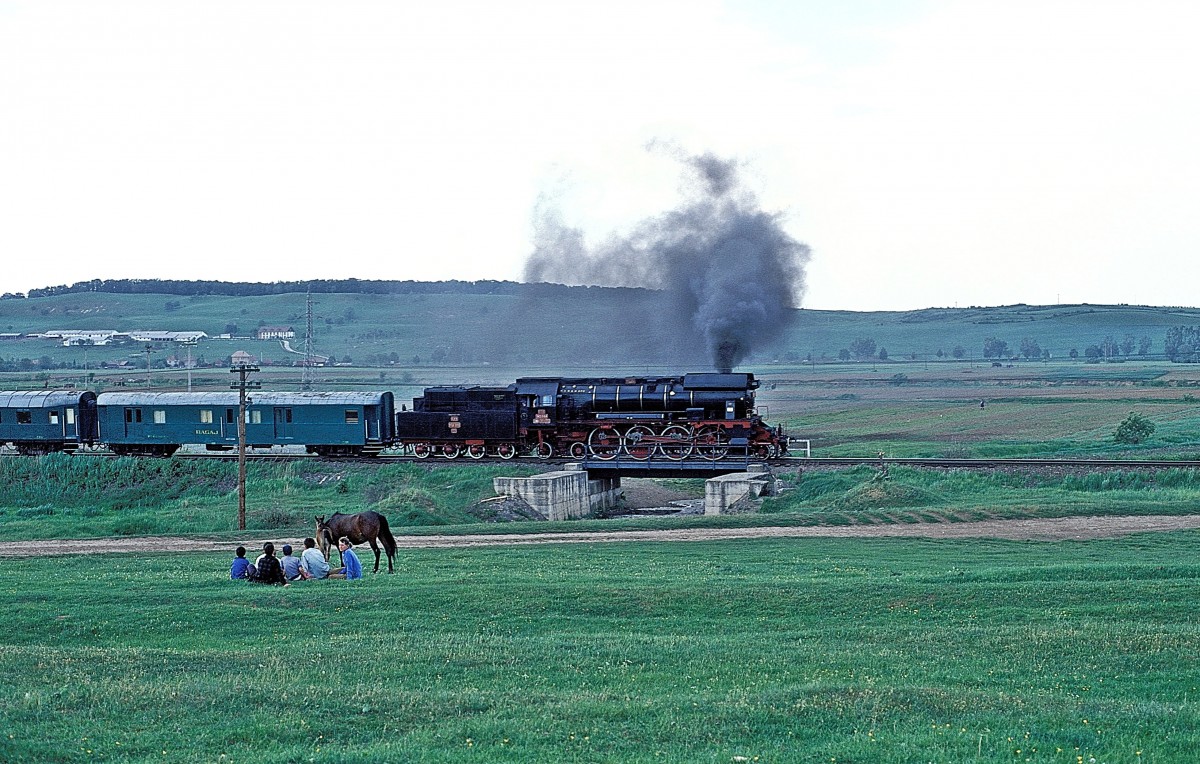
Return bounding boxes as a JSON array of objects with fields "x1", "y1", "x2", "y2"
[
  {"x1": 279, "y1": 544, "x2": 302, "y2": 581},
  {"x1": 230, "y1": 546, "x2": 251, "y2": 580},
  {"x1": 329, "y1": 536, "x2": 363, "y2": 580}
]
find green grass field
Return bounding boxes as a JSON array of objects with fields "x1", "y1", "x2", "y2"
[
  {"x1": 5, "y1": 307, "x2": 1200, "y2": 763},
  {"x1": 2, "y1": 535, "x2": 1198, "y2": 763}
]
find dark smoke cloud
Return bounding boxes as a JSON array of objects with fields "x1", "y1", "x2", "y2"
[{"x1": 523, "y1": 151, "x2": 811, "y2": 372}]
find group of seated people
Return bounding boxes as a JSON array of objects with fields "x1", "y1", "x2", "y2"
[{"x1": 230, "y1": 536, "x2": 363, "y2": 585}]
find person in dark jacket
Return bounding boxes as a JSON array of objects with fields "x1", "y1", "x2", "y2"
[{"x1": 252, "y1": 542, "x2": 288, "y2": 586}]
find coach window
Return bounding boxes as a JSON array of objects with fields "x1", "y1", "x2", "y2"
[
  {"x1": 49, "y1": 411, "x2": 60, "y2": 425},
  {"x1": 344, "y1": 409, "x2": 360, "y2": 424},
  {"x1": 66, "y1": 408, "x2": 75, "y2": 425},
  {"x1": 245, "y1": 410, "x2": 262, "y2": 424},
  {"x1": 200, "y1": 410, "x2": 213, "y2": 424},
  {"x1": 153, "y1": 410, "x2": 167, "y2": 424},
  {"x1": 17, "y1": 411, "x2": 31, "y2": 424},
  {"x1": 125, "y1": 408, "x2": 143, "y2": 424},
  {"x1": 226, "y1": 409, "x2": 235, "y2": 424}
]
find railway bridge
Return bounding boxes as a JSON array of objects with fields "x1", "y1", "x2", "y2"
[{"x1": 492, "y1": 457, "x2": 778, "y2": 521}]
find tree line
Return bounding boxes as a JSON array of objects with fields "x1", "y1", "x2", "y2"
[
  {"x1": 7, "y1": 279, "x2": 644, "y2": 300},
  {"x1": 831, "y1": 334, "x2": 1157, "y2": 362}
]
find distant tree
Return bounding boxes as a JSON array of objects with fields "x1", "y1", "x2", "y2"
[
  {"x1": 224, "y1": 323, "x2": 238, "y2": 335},
  {"x1": 838, "y1": 348, "x2": 851, "y2": 361},
  {"x1": 1114, "y1": 412, "x2": 1155, "y2": 444},
  {"x1": 936, "y1": 349, "x2": 945, "y2": 358},
  {"x1": 411, "y1": 355, "x2": 421, "y2": 365},
  {"x1": 1164, "y1": 326, "x2": 1200, "y2": 362},
  {"x1": 878, "y1": 347, "x2": 888, "y2": 360},
  {"x1": 890, "y1": 373, "x2": 908, "y2": 385},
  {"x1": 952, "y1": 345, "x2": 965, "y2": 359},
  {"x1": 1101, "y1": 335, "x2": 1119, "y2": 359},
  {"x1": 341, "y1": 355, "x2": 352, "y2": 364},
  {"x1": 1121, "y1": 334, "x2": 1136, "y2": 356},
  {"x1": 1138, "y1": 336, "x2": 1152, "y2": 356},
  {"x1": 849, "y1": 337, "x2": 877, "y2": 360},
  {"x1": 982, "y1": 337, "x2": 1009, "y2": 358},
  {"x1": 1085, "y1": 345, "x2": 1103, "y2": 360},
  {"x1": 1019, "y1": 337, "x2": 1041, "y2": 360},
  {"x1": 1069, "y1": 348, "x2": 1079, "y2": 359}
]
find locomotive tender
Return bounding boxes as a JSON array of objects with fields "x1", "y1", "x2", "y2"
[{"x1": 0, "y1": 372, "x2": 785, "y2": 461}]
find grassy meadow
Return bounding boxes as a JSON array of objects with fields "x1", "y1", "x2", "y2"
[
  {"x1": 6, "y1": 292, "x2": 1200, "y2": 761},
  {"x1": 8, "y1": 456, "x2": 1200, "y2": 542},
  {"x1": 754, "y1": 359, "x2": 1200, "y2": 459},
  {"x1": 2, "y1": 535, "x2": 1199, "y2": 763}
]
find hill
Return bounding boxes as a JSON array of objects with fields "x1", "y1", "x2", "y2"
[{"x1": 2, "y1": 280, "x2": 1200, "y2": 374}]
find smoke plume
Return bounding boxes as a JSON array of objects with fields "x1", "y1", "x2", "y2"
[{"x1": 523, "y1": 150, "x2": 811, "y2": 372}]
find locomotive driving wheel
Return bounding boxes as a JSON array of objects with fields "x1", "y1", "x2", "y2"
[
  {"x1": 467, "y1": 444, "x2": 486, "y2": 459},
  {"x1": 623, "y1": 425, "x2": 656, "y2": 460},
  {"x1": 440, "y1": 444, "x2": 460, "y2": 459},
  {"x1": 568, "y1": 442, "x2": 587, "y2": 459},
  {"x1": 533, "y1": 441, "x2": 554, "y2": 459},
  {"x1": 587, "y1": 427, "x2": 621, "y2": 460},
  {"x1": 496, "y1": 443, "x2": 516, "y2": 460},
  {"x1": 412, "y1": 443, "x2": 430, "y2": 459},
  {"x1": 695, "y1": 425, "x2": 729, "y2": 460},
  {"x1": 659, "y1": 424, "x2": 693, "y2": 460}
]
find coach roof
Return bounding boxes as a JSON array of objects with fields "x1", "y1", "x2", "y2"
[
  {"x1": 0, "y1": 390, "x2": 93, "y2": 408},
  {"x1": 96, "y1": 391, "x2": 392, "y2": 407}
]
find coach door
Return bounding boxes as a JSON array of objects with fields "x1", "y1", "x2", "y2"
[
  {"x1": 274, "y1": 407, "x2": 294, "y2": 440},
  {"x1": 365, "y1": 405, "x2": 380, "y2": 441},
  {"x1": 124, "y1": 407, "x2": 142, "y2": 437}
]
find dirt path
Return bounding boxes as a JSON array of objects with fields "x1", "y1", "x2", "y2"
[{"x1": 6, "y1": 515, "x2": 1200, "y2": 557}]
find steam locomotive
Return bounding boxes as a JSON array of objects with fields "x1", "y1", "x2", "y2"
[
  {"x1": 396, "y1": 372, "x2": 788, "y2": 460},
  {"x1": 0, "y1": 372, "x2": 786, "y2": 461}
]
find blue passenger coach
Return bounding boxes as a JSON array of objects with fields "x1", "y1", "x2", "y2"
[
  {"x1": 0, "y1": 390, "x2": 98, "y2": 454},
  {"x1": 96, "y1": 391, "x2": 395, "y2": 457}
]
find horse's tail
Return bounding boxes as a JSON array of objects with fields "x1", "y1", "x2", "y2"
[{"x1": 377, "y1": 514, "x2": 398, "y2": 559}]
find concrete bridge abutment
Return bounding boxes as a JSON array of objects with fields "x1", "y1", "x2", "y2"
[
  {"x1": 704, "y1": 463, "x2": 776, "y2": 515},
  {"x1": 492, "y1": 465, "x2": 621, "y2": 521}
]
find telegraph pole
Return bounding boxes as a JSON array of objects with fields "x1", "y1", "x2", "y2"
[
  {"x1": 230, "y1": 363, "x2": 260, "y2": 531},
  {"x1": 182, "y1": 339, "x2": 197, "y2": 392},
  {"x1": 145, "y1": 343, "x2": 154, "y2": 389},
  {"x1": 302, "y1": 287, "x2": 316, "y2": 390}
]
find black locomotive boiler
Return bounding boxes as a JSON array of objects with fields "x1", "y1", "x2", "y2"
[{"x1": 395, "y1": 372, "x2": 787, "y2": 461}]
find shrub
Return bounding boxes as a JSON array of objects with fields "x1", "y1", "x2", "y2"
[{"x1": 1114, "y1": 412, "x2": 1156, "y2": 444}]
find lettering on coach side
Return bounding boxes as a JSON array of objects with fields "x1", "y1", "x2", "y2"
[{"x1": 195, "y1": 429, "x2": 221, "y2": 435}]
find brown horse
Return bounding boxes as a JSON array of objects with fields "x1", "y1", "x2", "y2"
[{"x1": 315, "y1": 511, "x2": 398, "y2": 574}]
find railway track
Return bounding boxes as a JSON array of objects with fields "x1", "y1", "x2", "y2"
[
  {"x1": 796, "y1": 457, "x2": 1200, "y2": 469},
  {"x1": 5, "y1": 448, "x2": 1200, "y2": 471}
]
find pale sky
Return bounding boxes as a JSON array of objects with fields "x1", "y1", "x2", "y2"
[{"x1": 3, "y1": 0, "x2": 1199, "y2": 311}]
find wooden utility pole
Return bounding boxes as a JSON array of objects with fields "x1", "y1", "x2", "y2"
[{"x1": 230, "y1": 363, "x2": 260, "y2": 531}]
